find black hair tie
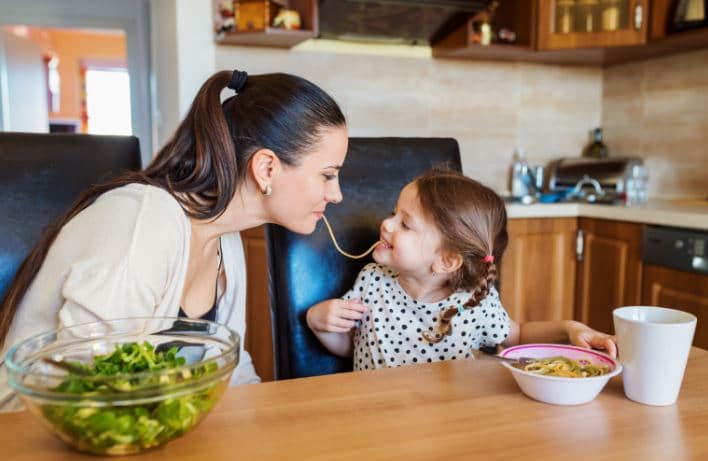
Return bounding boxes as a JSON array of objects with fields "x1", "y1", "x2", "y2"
[{"x1": 227, "y1": 70, "x2": 248, "y2": 93}]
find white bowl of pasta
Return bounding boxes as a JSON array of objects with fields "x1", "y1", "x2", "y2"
[{"x1": 499, "y1": 344, "x2": 622, "y2": 406}]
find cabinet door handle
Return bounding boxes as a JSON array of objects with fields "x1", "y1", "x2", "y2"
[{"x1": 576, "y1": 229, "x2": 585, "y2": 262}]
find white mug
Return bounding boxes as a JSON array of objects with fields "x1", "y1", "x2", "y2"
[{"x1": 613, "y1": 306, "x2": 697, "y2": 406}]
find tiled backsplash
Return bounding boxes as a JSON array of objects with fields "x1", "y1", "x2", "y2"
[
  {"x1": 216, "y1": 45, "x2": 706, "y2": 197},
  {"x1": 603, "y1": 49, "x2": 708, "y2": 198},
  {"x1": 216, "y1": 46, "x2": 602, "y2": 193}
]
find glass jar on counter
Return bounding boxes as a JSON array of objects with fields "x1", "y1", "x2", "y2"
[
  {"x1": 555, "y1": 0, "x2": 577, "y2": 33},
  {"x1": 576, "y1": 0, "x2": 600, "y2": 32},
  {"x1": 625, "y1": 164, "x2": 649, "y2": 206}
]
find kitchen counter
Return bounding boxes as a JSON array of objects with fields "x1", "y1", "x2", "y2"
[{"x1": 506, "y1": 198, "x2": 708, "y2": 231}]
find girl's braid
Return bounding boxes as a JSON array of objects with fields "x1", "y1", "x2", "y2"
[{"x1": 422, "y1": 259, "x2": 498, "y2": 344}]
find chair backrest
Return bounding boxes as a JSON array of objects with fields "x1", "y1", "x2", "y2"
[
  {"x1": 0, "y1": 132, "x2": 142, "y2": 300},
  {"x1": 266, "y1": 137, "x2": 462, "y2": 379}
]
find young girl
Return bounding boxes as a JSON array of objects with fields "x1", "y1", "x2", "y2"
[{"x1": 306, "y1": 169, "x2": 616, "y2": 370}]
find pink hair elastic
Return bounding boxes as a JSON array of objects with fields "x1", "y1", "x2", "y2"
[{"x1": 483, "y1": 255, "x2": 495, "y2": 263}]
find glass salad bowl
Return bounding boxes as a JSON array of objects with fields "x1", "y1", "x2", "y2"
[{"x1": 5, "y1": 317, "x2": 239, "y2": 456}]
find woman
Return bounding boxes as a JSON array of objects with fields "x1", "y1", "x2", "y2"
[{"x1": 0, "y1": 69, "x2": 348, "y2": 412}]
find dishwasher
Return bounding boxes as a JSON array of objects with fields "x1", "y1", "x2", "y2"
[{"x1": 642, "y1": 225, "x2": 708, "y2": 349}]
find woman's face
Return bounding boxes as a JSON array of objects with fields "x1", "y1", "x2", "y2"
[
  {"x1": 269, "y1": 125, "x2": 349, "y2": 234},
  {"x1": 373, "y1": 182, "x2": 445, "y2": 277}
]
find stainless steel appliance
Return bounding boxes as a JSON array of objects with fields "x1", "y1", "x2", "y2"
[{"x1": 547, "y1": 156, "x2": 644, "y2": 203}]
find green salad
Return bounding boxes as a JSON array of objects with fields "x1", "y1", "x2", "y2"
[{"x1": 41, "y1": 341, "x2": 223, "y2": 455}]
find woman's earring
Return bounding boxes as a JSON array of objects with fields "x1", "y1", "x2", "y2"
[{"x1": 262, "y1": 184, "x2": 272, "y2": 196}]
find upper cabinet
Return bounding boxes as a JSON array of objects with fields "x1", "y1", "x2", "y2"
[
  {"x1": 536, "y1": 0, "x2": 649, "y2": 50},
  {"x1": 432, "y1": 0, "x2": 708, "y2": 65}
]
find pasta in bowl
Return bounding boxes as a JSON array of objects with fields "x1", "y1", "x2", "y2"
[{"x1": 499, "y1": 344, "x2": 622, "y2": 405}]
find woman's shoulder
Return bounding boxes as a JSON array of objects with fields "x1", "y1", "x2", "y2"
[
  {"x1": 95, "y1": 183, "x2": 183, "y2": 217},
  {"x1": 59, "y1": 183, "x2": 189, "y2": 261},
  {"x1": 83, "y1": 183, "x2": 187, "y2": 234}
]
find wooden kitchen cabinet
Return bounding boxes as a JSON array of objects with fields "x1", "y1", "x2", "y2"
[
  {"x1": 642, "y1": 264, "x2": 708, "y2": 349},
  {"x1": 433, "y1": 0, "x2": 708, "y2": 66},
  {"x1": 241, "y1": 226, "x2": 275, "y2": 382},
  {"x1": 500, "y1": 218, "x2": 578, "y2": 323},
  {"x1": 536, "y1": 0, "x2": 649, "y2": 50},
  {"x1": 575, "y1": 218, "x2": 643, "y2": 334},
  {"x1": 536, "y1": 0, "x2": 708, "y2": 63}
]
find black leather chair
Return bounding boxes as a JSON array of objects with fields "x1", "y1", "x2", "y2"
[
  {"x1": 266, "y1": 137, "x2": 462, "y2": 380},
  {"x1": 0, "y1": 132, "x2": 142, "y2": 300}
]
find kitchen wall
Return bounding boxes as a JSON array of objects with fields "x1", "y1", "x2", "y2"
[
  {"x1": 215, "y1": 46, "x2": 602, "y2": 193},
  {"x1": 603, "y1": 49, "x2": 708, "y2": 198}
]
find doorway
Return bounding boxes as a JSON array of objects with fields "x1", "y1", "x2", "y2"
[
  {"x1": 0, "y1": 0, "x2": 152, "y2": 164},
  {"x1": 1, "y1": 26, "x2": 131, "y2": 137}
]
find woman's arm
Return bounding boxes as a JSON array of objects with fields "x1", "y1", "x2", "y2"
[
  {"x1": 305, "y1": 299, "x2": 367, "y2": 357},
  {"x1": 504, "y1": 320, "x2": 617, "y2": 358}
]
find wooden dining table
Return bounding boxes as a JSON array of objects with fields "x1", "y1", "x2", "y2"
[{"x1": 1, "y1": 347, "x2": 707, "y2": 460}]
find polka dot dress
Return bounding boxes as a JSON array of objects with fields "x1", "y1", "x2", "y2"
[{"x1": 343, "y1": 263, "x2": 511, "y2": 371}]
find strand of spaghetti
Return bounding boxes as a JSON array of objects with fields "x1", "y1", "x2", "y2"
[{"x1": 321, "y1": 215, "x2": 379, "y2": 259}]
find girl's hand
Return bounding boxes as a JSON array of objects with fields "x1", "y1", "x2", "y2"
[
  {"x1": 306, "y1": 299, "x2": 368, "y2": 333},
  {"x1": 567, "y1": 321, "x2": 617, "y2": 358}
]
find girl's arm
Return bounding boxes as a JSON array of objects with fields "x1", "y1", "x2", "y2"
[
  {"x1": 305, "y1": 299, "x2": 368, "y2": 357},
  {"x1": 504, "y1": 320, "x2": 617, "y2": 358}
]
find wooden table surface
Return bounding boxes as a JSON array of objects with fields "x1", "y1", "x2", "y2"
[{"x1": 2, "y1": 348, "x2": 707, "y2": 461}]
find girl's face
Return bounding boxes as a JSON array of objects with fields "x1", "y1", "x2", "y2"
[
  {"x1": 373, "y1": 182, "x2": 446, "y2": 277},
  {"x1": 269, "y1": 125, "x2": 348, "y2": 234}
]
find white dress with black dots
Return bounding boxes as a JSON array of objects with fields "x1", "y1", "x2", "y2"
[{"x1": 344, "y1": 263, "x2": 511, "y2": 371}]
